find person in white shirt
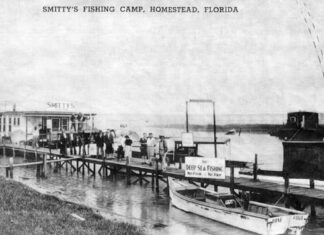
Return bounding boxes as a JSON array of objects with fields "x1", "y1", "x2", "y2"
[
  {"x1": 146, "y1": 133, "x2": 156, "y2": 164},
  {"x1": 32, "y1": 126, "x2": 39, "y2": 148}
]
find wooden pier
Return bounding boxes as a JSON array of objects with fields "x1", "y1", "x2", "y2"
[{"x1": 1, "y1": 143, "x2": 324, "y2": 216}]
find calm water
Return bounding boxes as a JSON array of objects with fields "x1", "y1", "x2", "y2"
[{"x1": 1, "y1": 132, "x2": 324, "y2": 235}]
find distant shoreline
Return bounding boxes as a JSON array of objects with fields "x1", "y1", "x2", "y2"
[{"x1": 151, "y1": 124, "x2": 284, "y2": 133}]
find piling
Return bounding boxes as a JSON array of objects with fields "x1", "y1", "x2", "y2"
[
  {"x1": 178, "y1": 156, "x2": 182, "y2": 169},
  {"x1": 284, "y1": 171, "x2": 290, "y2": 208},
  {"x1": 76, "y1": 159, "x2": 79, "y2": 172},
  {"x1": 82, "y1": 155, "x2": 85, "y2": 175},
  {"x1": 155, "y1": 158, "x2": 159, "y2": 192},
  {"x1": 93, "y1": 163, "x2": 96, "y2": 177},
  {"x1": 230, "y1": 164, "x2": 235, "y2": 194},
  {"x1": 42, "y1": 154, "x2": 47, "y2": 177},
  {"x1": 310, "y1": 178, "x2": 316, "y2": 216},
  {"x1": 102, "y1": 158, "x2": 107, "y2": 177},
  {"x1": 126, "y1": 166, "x2": 131, "y2": 185},
  {"x1": 9, "y1": 157, "x2": 13, "y2": 178},
  {"x1": 139, "y1": 170, "x2": 143, "y2": 185},
  {"x1": 253, "y1": 154, "x2": 258, "y2": 182}
]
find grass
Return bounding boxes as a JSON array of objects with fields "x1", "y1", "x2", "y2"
[{"x1": 0, "y1": 177, "x2": 146, "y2": 235}]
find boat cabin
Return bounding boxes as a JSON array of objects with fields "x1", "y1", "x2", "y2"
[{"x1": 286, "y1": 111, "x2": 319, "y2": 129}]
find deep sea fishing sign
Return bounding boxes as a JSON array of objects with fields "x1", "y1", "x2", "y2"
[{"x1": 185, "y1": 157, "x2": 225, "y2": 179}]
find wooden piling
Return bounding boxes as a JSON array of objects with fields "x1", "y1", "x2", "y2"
[
  {"x1": 253, "y1": 154, "x2": 258, "y2": 182},
  {"x1": 284, "y1": 171, "x2": 290, "y2": 208},
  {"x1": 126, "y1": 166, "x2": 131, "y2": 185},
  {"x1": 76, "y1": 159, "x2": 79, "y2": 172},
  {"x1": 42, "y1": 154, "x2": 47, "y2": 177},
  {"x1": 82, "y1": 155, "x2": 85, "y2": 175},
  {"x1": 139, "y1": 170, "x2": 143, "y2": 185},
  {"x1": 9, "y1": 157, "x2": 13, "y2": 179},
  {"x1": 310, "y1": 178, "x2": 316, "y2": 216},
  {"x1": 178, "y1": 156, "x2": 182, "y2": 169},
  {"x1": 230, "y1": 164, "x2": 235, "y2": 194},
  {"x1": 36, "y1": 164, "x2": 40, "y2": 177},
  {"x1": 155, "y1": 159, "x2": 159, "y2": 192},
  {"x1": 103, "y1": 159, "x2": 107, "y2": 177},
  {"x1": 93, "y1": 163, "x2": 96, "y2": 177}
]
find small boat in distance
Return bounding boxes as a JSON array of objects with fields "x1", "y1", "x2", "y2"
[
  {"x1": 225, "y1": 128, "x2": 236, "y2": 135},
  {"x1": 169, "y1": 178, "x2": 308, "y2": 235}
]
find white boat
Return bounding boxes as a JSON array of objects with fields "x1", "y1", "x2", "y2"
[
  {"x1": 225, "y1": 128, "x2": 236, "y2": 135},
  {"x1": 169, "y1": 178, "x2": 308, "y2": 235}
]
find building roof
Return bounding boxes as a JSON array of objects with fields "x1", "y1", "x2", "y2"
[
  {"x1": 0, "y1": 111, "x2": 96, "y2": 117},
  {"x1": 288, "y1": 111, "x2": 318, "y2": 115}
]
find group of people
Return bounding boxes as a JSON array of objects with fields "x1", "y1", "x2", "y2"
[
  {"x1": 58, "y1": 129, "x2": 117, "y2": 158},
  {"x1": 139, "y1": 133, "x2": 168, "y2": 166},
  {"x1": 57, "y1": 130, "x2": 168, "y2": 167}
]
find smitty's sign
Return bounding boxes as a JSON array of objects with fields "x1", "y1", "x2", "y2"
[
  {"x1": 47, "y1": 102, "x2": 75, "y2": 110},
  {"x1": 185, "y1": 157, "x2": 225, "y2": 179}
]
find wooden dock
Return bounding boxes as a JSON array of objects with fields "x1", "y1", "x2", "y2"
[{"x1": 0, "y1": 143, "x2": 323, "y2": 216}]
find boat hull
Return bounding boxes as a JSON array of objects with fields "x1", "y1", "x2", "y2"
[{"x1": 169, "y1": 179, "x2": 308, "y2": 235}]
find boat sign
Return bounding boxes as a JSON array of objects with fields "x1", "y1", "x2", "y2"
[{"x1": 185, "y1": 157, "x2": 225, "y2": 179}]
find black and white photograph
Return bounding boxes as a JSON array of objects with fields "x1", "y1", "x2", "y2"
[{"x1": 1, "y1": 0, "x2": 324, "y2": 234}]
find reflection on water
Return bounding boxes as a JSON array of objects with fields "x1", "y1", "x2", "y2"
[{"x1": 0, "y1": 133, "x2": 323, "y2": 235}]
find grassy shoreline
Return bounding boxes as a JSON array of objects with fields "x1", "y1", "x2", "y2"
[{"x1": 0, "y1": 177, "x2": 146, "y2": 235}]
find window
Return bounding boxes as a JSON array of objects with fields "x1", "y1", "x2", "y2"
[
  {"x1": 61, "y1": 118, "x2": 69, "y2": 131},
  {"x1": 17, "y1": 117, "x2": 20, "y2": 126},
  {"x1": 9, "y1": 117, "x2": 11, "y2": 132},
  {"x1": 52, "y1": 118, "x2": 60, "y2": 132},
  {"x1": 290, "y1": 116, "x2": 296, "y2": 123},
  {"x1": 3, "y1": 117, "x2": 6, "y2": 132},
  {"x1": 0, "y1": 117, "x2": 1, "y2": 132}
]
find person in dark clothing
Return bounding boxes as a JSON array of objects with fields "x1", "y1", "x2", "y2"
[
  {"x1": 124, "y1": 135, "x2": 133, "y2": 164},
  {"x1": 104, "y1": 130, "x2": 114, "y2": 158},
  {"x1": 79, "y1": 131, "x2": 87, "y2": 156},
  {"x1": 96, "y1": 130, "x2": 104, "y2": 159},
  {"x1": 139, "y1": 133, "x2": 147, "y2": 161},
  {"x1": 71, "y1": 114, "x2": 77, "y2": 132},
  {"x1": 59, "y1": 130, "x2": 67, "y2": 155},
  {"x1": 69, "y1": 131, "x2": 77, "y2": 155}
]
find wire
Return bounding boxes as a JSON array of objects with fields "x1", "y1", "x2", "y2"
[{"x1": 296, "y1": 0, "x2": 324, "y2": 78}]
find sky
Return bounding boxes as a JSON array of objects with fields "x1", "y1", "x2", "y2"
[{"x1": 1, "y1": 0, "x2": 324, "y2": 116}]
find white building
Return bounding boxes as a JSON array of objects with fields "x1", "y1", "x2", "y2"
[{"x1": 0, "y1": 102, "x2": 95, "y2": 144}]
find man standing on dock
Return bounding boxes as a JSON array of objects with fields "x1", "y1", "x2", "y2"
[
  {"x1": 124, "y1": 135, "x2": 133, "y2": 164},
  {"x1": 140, "y1": 133, "x2": 147, "y2": 162},
  {"x1": 146, "y1": 133, "x2": 155, "y2": 165},
  {"x1": 32, "y1": 126, "x2": 39, "y2": 148},
  {"x1": 59, "y1": 130, "x2": 67, "y2": 155},
  {"x1": 95, "y1": 130, "x2": 104, "y2": 159},
  {"x1": 158, "y1": 135, "x2": 168, "y2": 169}
]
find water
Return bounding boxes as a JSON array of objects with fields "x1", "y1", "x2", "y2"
[{"x1": 1, "y1": 132, "x2": 324, "y2": 235}]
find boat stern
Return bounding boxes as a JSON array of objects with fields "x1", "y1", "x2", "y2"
[{"x1": 286, "y1": 213, "x2": 309, "y2": 235}]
